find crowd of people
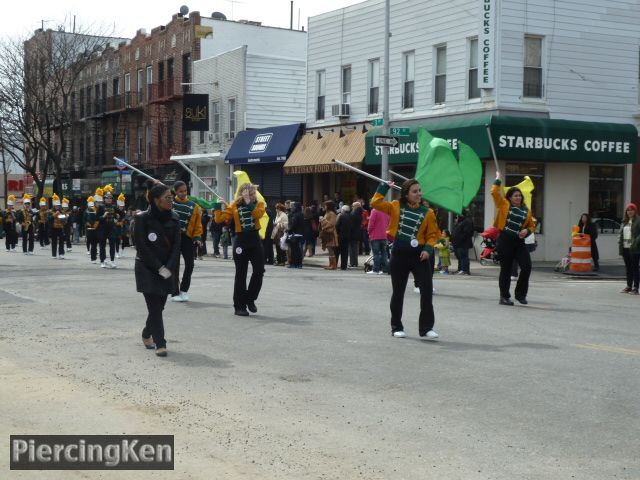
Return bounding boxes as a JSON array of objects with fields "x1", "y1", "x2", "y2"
[{"x1": 2, "y1": 175, "x2": 638, "y2": 357}]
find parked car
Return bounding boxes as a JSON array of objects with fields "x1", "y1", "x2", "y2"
[{"x1": 592, "y1": 217, "x2": 621, "y2": 234}]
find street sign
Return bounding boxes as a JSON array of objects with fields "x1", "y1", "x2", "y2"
[
  {"x1": 390, "y1": 127, "x2": 410, "y2": 137},
  {"x1": 374, "y1": 135, "x2": 399, "y2": 147},
  {"x1": 115, "y1": 158, "x2": 127, "y2": 171},
  {"x1": 370, "y1": 118, "x2": 384, "y2": 126}
]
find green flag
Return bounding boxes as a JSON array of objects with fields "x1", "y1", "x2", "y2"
[
  {"x1": 458, "y1": 141, "x2": 483, "y2": 206},
  {"x1": 416, "y1": 128, "x2": 464, "y2": 214},
  {"x1": 189, "y1": 195, "x2": 221, "y2": 210}
]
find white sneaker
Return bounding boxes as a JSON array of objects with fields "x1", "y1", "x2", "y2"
[
  {"x1": 378, "y1": 271, "x2": 384, "y2": 275},
  {"x1": 180, "y1": 291, "x2": 189, "y2": 301},
  {"x1": 423, "y1": 330, "x2": 439, "y2": 340},
  {"x1": 511, "y1": 276, "x2": 518, "y2": 281},
  {"x1": 59, "y1": 255, "x2": 65, "y2": 260},
  {"x1": 392, "y1": 331, "x2": 407, "y2": 338},
  {"x1": 109, "y1": 261, "x2": 117, "y2": 269},
  {"x1": 91, "y1": 260, "x2": 97, "y2": 264},
  {"x1": 86, "y1": 251, "x2": 91, "y2": 255},
  {"x1": 116, "y1": 253, "x2": 121, "y2": 259},
  {"x1": 366, "y1": 270, "x2": 377, "y2": 275},
  {"x1": 67, "y1": 248, "x2": 72, "y2": 252},
  {"x1": 171, "y1": 295, "x2": 186, "y2": 302},
  {"x1": 413, "y1": 287, "x2": 420, "y2": 293},
  {"x1": 100, "y1": 262, "x2": 106, "y2": 268}
]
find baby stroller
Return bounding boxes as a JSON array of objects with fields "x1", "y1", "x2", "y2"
[
  {"x1": 364, "y1": 241, "x2": 391, "y2": 273},
  {"x1": 479, "y1": 226, "x2": 500, "y2": 266}
]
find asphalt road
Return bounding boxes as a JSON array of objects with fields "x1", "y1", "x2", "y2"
[{"x1": 0, "y1": 248, "x2": 638, "y2": 479}]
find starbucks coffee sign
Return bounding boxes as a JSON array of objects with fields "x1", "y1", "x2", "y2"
[{"x1": 479, "y1": 0, "x2": 495, "y2": 88}]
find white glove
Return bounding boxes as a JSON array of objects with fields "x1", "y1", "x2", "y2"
[{"x1": 158, "y1": 266, "x2": 172, "y2": 279}]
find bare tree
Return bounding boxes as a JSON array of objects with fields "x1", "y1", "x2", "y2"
[{"x1": 0, "y1": 24, "x2": 119, "y2": 198}]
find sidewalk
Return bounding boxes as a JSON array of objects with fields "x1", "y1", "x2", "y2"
[{"x1": 294, "y1": 251, "x2": 626, "y2": 280}]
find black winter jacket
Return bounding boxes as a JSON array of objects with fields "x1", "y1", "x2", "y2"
[
  {"x1": 134, "y1": 204, "x2": 181, "y2": 295},
  {"x1": 452, "y1": 216, "x2": 474, "y2": 249}
]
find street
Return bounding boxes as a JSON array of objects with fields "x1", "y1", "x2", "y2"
[{"x1": 0, "y1": 249, "x2": 638, "y2": 479}]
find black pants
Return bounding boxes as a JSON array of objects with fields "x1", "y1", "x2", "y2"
[
  {"x1": 349, "y1": 240, "x2": 359, "y2": 267},
  {"x1": 64, "y1": 224, "x2": 72, "y2": 249},
  {"x1": 142, "y1": 293, "x2": 168, "y2": 349},
  {"x1": 38, "y1": 223, "x2": 49, "y2": 246},
  {"x1": 50, "y1": 228, "x2": 65, "y2": 257},
  {"x1": 4, "y1": 225, "x2": 17, "y2": 250},
  {"x1": 389, "y1": 241, "x2": 434, "y2": 335},
  {"x1": 497, "y1": 233, "x2": 531, "y2": 299},
  {"x1": 176, "y1": 233, "x2": 194, "y2": 294},
  {"x1": 275, "y1": 237, "x2": 287, "y2": 265},
  {"x1": 99, "y1": 237, "x2": 116, "y2": 262},
  {"x1": 86, "y1": 229, "x2": 98, "y2": 261},
  {"x1": 263, "y1": 237, "x2": 274, "y2": 264},
  {"x1": 338, "y1": 238, "x2": 349, "y2": 270},
  {"x1": 233, "y1": 231, "x2": 265, "y2": 310},
  {"x1": 622, "y1": 248, "x2": 640, "y2": 290},
  {"x1": 21, "y1": 225, "x2": 34, "y2": 252}
]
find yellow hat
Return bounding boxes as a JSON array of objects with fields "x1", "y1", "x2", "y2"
[
  {"x1": 23, "y1": 194, "x2": 32, "y2": 203},
  {"x1": 117, "y1": 193, "x2": 126, "y2": 201},
  {"x1": 7, "y1": 194, "x2": 15, "y2": 206},
  {"x1": 39, "y1": 197, "x2": 47, "y2": 206},
  {"x1": 87, "y1": 196, "x2": 95, "y2": 206},
  {"x1": 52, "y1": 193, "x2": 61, "y2": 206},
  {"x1": 103, "y1": 184, "x2": 114, "y2": 197},
  {"x1": 94, "y1": 187, "x2": 104, "y2": 202},
  {"x1": 62, "y1": 197, "x2": 70, "y2": 207}
]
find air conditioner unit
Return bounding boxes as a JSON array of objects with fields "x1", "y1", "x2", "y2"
[
  {"x1": 331, "y1": 103, "x2": 350, "y2": 118},
  {"x1": 224, "y1": 132, "x2": 235, "y2": 140},
  {"x1": 208, "y1": 132, "x2": 219, "y2": 143}
]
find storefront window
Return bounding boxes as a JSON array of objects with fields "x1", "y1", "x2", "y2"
[
  {"x1": 506, "y1": 163, "x2": 544, "y2": 233},
  {"x1": 589, "y1": 165, "x2": 624, "y2": 233}
]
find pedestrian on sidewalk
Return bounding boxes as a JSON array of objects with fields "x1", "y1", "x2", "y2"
[
  {"x1": 319, "y1": 200, "x2": 338, "y2": 270},
  {"x1": 492, "y1": 171, "x2": 536, "y2": 306},
  {"x1": 367, "y1": 207, "x2": 390, "y2": 274},
  {"x1": 371, "y1": 180, "x2": 439, "y2": 340},
  {"x1": 336, "y1": 205, "x2": 351, "y2": 270},
  {"x1": 619, "y1": 203, "x2": 640, "y2": 294},
  {"x1": 134, "y1": 180, "x2": 181, "y2": 357},
  {"x1": 573, "y1": 213, "x2": 599, "y2": 271},
  {"x1": 272, "y1": 203, "x2": 288, "y2": 266},
  {"x1": 452, "y1": 209, "x2": 474, "y2": 275}
]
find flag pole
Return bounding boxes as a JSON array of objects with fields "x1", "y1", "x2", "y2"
[
  {"x1": 485, "y1": 119, "x2": 500, "y2": 173},
  {"x1": 113, "y1": 157, "x2": 160, "y2": 183},
  {"x1": 389, "y1": 170, "x2": 408, "y2": 181},
  {"x1": 332, "y1": 159, "x2": 401, "y2": 191},
  {"x1": 171, "y1": 158, "x2": 225, "y2": 202}
]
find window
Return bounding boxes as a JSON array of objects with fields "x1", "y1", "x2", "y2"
[
  {"x1": 137, "y1": 69, "x2": 144, "y2": 102},
  {"x1": 402, "y1": 51, "x2": 415, "y2": 109},
  {"x1": 211, "y1": 101, "x2": 220, "y2": 139},
  {"x1": 589, "y1": 165, "x2": 624, "y2": 231},
  {"x1": 523, "y1": 36, "x2": 543, "y2": 98},
  {"x1": 124, "y1": 73, "x2": 131, "y2": 92},
  {"x1": 468, "y1": 38, "x2": 480, "y2": 100},
  {"x1": 505, "y1": 163, "x2": 545, "y2": 233},
  {"x1": 79, "y1": 89, "x2": 84, "y2": 117},
  {"x1": 182, "y1": 53, "x2": 191, "y2": 93},
  {"x1": 137, "y1": 126, "x2": 143, "y2": 158},
  {"x1": 341, "y1": 65, "x2": 351, "y2": 105},
  {"x1": 368, "y1": 59, "x2": 379, "y2": 114},
  {"x1": 199, "y1": 130, "x2": 205, "y2": 144},
  {"x1": 435, "y1": 45, "x2": 447, "y2": 104},
  {"x1": 228, "y1": 98, "x2": 236, "y2": 138},
  {"x1": 86, "y1": 86, "x2": 92, "y2": 116},
  {"x1": 146, "y1": 65, "x2": 153, "y2": 100},
  {"x1": 146, "y1": 126, "x2": 152, "y2": 160},
  {"x1": 316, "y1": 70, "x2": 326, "y2": 120},
  {"x1": 113, "y1": 77, "x2": 120, "y2": 95}
]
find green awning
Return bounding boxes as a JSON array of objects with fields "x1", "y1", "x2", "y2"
[{"x1": 365, "y1": 116, "x2": 638, "y2": 166}]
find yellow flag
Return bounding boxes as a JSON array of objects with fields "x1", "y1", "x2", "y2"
[
  {"x1": 233, "y1": 170, "x2": 269, "y2": 240},
  {"x1": 503, "y1": 175, "x2": 535, "y2": 211}
]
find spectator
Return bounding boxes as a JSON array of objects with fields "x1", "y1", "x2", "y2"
[
  {"x1": 336, "y1": 204, "x2": 351, "y2": 270},
  {"x1": 619, "y1": 203, "x2": 640, "y2": 294},
  {"x1": 303, "y1": 206, "x2": 318, "y2": 257},
  {"x1": 573, "y1": 213, "x2": 599, "y2": 271},
  {"x1": 287, "y1": 201, "x2": 304, "y2": 268},
  {"x1": 451, "y1": 210, "x2": 474, "y2": 275},
  {"x1": 319, "y1": 200, "x2": 338, "y2": 270},
  {"x1": 349, "y1": 202, "x2": 363, "y2": 267},
  {"x1": 272, "y1": 203, "x2": 288, "y2": 266},
  {"x1": 367, "y1": 207, "x2": 390, "y2": 275}
]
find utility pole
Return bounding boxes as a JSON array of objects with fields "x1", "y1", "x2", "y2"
[{"x1": 381, "y1": 0, "x2": 390, "y2": 195}]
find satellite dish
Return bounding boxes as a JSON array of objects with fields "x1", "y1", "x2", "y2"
[
  {"x1": 211, "y1": 11, "x2": 227, "y2": 20},
  {"x1": 179, "y1": 5, "x2": 189, "y2": 17}
]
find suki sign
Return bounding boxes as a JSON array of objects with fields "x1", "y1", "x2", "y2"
[{"x1": 479, "y1": 0, "x2": 495, "y2": 88}]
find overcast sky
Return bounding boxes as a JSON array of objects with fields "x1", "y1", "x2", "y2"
[{"x1": 1, "y1": 0, "x2": 365, "y2": 39}]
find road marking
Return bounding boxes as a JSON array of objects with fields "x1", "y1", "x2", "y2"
[{"x1": 575, "y1": 343, "x2": 640, "y2": 356}]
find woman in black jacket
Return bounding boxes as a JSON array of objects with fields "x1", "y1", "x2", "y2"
[
  {"x1": 287, "y1": 202, "x2": 305, "y2": 268},
  {"x1": 134, "y1": 181, "x2": 181, "y2": 357}
]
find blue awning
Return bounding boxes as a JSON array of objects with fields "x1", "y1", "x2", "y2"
[{"x1": 225, "y1": 123, "x2": 305, "y2": 165}]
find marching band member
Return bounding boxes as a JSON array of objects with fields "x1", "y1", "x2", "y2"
[
  {"x1": 37, "y1": 197, "x2": 49, "y2": 248},
  {"x1": 16, "y1": 194, "x2": 35, "y2": 255},
  {"x1": 116, "y1": 193, "x2": 128, "y2": 258},
  {"x1": 213, "y1": 182, "x2": 265, "y2": 316},
  {"x1": 2, "y1": 195, "x2": 18, "y2": 252},
  {"x1": 62, "y1": 197, "x2": 73, "y2": 252},
  {"x1": 371, "y1": 180, "x2": 440, "y2": 340},
  {"x1": 171, "y1": 181, "x2": 203, "y2": 302},
  {"x1": 48, "y1": 193, "x2": 67, "y2": 259},
  {"x1": 96, "y1": 185, "x2": 119, "y2": 268},
  {"x1": 84, "y1": 196, "x2": 99, "y2": 263}
]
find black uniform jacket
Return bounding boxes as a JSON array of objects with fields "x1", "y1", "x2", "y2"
[{"x1": 134, "y1": 206, "x2": 181, "y2": 295}]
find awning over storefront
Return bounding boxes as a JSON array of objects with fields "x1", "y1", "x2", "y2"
[
  {"x1": 284, "y1": 126, "x2": 368, "y2": 174},
  {"x1": 365, "y1": 116, "x2": 638, "y2": 165},
  {"x1": 170, "y1": 152, "x2": 223, "y2": 166},
  {"x1": 225, "y1": 123, "x2": 304, "y2": 165}
]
